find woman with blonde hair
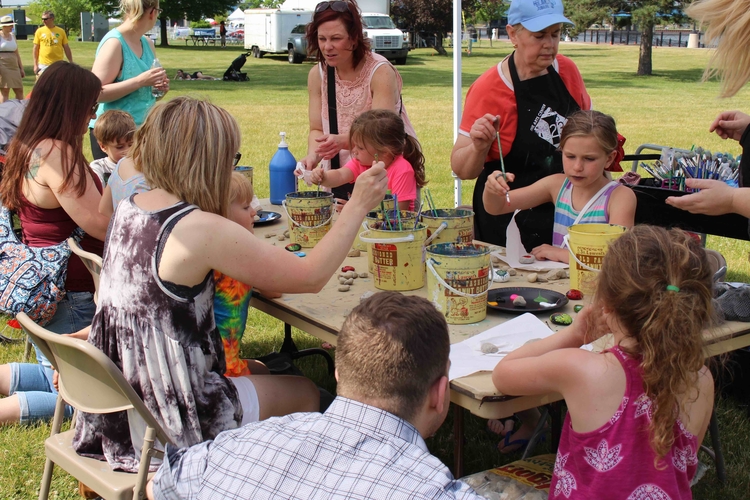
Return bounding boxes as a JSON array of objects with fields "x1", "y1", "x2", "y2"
[
  {"x1": 72, "y1": 96, "x2": 389, "y2": 472},
  {"x1": 88, "y1": 0, "x2": 168, "y2": 160},
  {"x1": 0, "y1": 15, "x2": 24, "y2": 102}
]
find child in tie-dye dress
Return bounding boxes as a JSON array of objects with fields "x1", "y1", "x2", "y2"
[{"x1": 214, "y1": 173, "x2": 279, "y2": 377}]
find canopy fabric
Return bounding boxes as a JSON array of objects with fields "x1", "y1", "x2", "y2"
[{"x1": 228, "y1": 8, "x2": 244, "y2": 21}]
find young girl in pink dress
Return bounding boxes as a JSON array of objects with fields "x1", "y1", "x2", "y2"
[
  {"x1": 309, "y1": 109, "x2": 426, "y2": 210},
  {"x1": 493, "y1": 225, "x2": 715, "y2": 499}
]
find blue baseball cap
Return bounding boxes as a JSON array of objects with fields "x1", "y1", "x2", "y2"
[{"x1": 508, "y1": 0, "x2": 573, "y2": 32}]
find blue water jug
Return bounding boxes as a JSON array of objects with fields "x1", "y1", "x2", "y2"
[{"x1": 269, "y1": 132, "x2": 297, "y2": 205}]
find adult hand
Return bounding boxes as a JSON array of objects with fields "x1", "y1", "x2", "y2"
[
  {"x1": 348, "y1": 161, "x2": 388, "y2": 214},
  {"x1": 139, "y1": 67, "x2": 168, "y2": 88},
  {"x1": 53, "y1": 370, "x2": 60, "y2": 391},
  {"x1": 33, "y1": 63, "x2": 39, "y2": 75},
  {"x1": 300, "y1": 154, "x2": 320, "y2": 171},
  {"x1": 709, "y1": 110, "x2": 750, "y2": 142},
  {"x1": 665, "y1": 179, "x2": 735, "y2": 216},
  {"x1": 19, "y1": 67, "x2": 25, "y2": 78},
  {"x1": 470, "y1": 113, "x2": 500, "y2": 154},
  {"x1": 314, "y1": 134, "x2": 345, "y2": 160},
  {"x1": 155, "y1": 77, "x2": 170, "y2": 95},
  {"x1": 485, "y1": 170, "x2": 515, "y2": 199}
]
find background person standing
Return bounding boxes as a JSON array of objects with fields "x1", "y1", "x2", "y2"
[{"x1": 32, "y1": 11, "x2": 73, "y2": 76}]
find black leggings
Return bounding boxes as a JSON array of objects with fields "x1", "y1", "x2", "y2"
[{"x1": 89, "y1": 128, "x2": 106, "y2": 161}]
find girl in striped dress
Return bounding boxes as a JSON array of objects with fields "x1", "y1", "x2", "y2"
[{"x1": 483, "y1": 110, "x2": 636, "y2": 263}]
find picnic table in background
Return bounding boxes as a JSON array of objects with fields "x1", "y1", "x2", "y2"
[{"x1": 187, "y1": 28, "x2": 218, "y2": 46}]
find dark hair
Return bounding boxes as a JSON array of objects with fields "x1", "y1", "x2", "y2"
[
  {"x1": 0, "y1": 62, "x2": 101, "y2": 210},
  {"x1": 336, "y1": 292, "x2": 449, "y2": 421},
  {"x1": 306, "y1": 0, "x2": 370, "y2": 69},
  {"x1": 349, "y1": 109, "x2": 427, "y2": 188},
  {"x1": 596, "y1": 225, "x2": 714, "y2": 464}
]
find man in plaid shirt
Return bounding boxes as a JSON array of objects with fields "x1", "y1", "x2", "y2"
[{"x1": 147, "y1": 292, "x2": 482, "y2": 499}]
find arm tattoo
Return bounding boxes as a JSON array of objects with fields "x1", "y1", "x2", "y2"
[{"x1": 26, "y1": 149, "x2": 42, "y2": 180}]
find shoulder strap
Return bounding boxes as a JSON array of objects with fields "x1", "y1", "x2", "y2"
[
  {"x1": 326, "y1": 65, "x2": 340, "y2": 170},
  {"x1": 572, "y1": 181, "x2": 619, "y2": 225}
]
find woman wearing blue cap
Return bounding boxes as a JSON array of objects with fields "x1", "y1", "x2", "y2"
[{"x1": 451, "y1": 0, "x2": 591, "y2": 251}]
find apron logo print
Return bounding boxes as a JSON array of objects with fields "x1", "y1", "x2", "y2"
[{"x1": 531, "y1": 105, "x2": 567, "y2": 147}]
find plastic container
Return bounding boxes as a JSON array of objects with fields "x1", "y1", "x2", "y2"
[
  {"x1": 151, "y1": 58, "x2": 164, "y2": 99},
  {"x1": 269, "y1": 132, "x2": 297, "y2": 205}
]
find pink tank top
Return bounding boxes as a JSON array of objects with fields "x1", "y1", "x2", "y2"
[
  {"x1": 550, "y1": 347, "x2": 699, "y2": 500},
  {"x1": 319, "y1": 52, "x2": 416, "y2": 169}
]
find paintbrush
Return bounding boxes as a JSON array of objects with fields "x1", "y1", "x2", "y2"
[
  {"x1": 426, "y1": 188, "x2": 437, "y2": 217},
  {"x1": 493, "y1": 117, "x2": 511, "y2": 205},
  {"x1": 393, "y1": 194, "x2": 403, "y2": 230},
  {"x1": 413, "y1": 194, "x2": 424, "y2": 230}
]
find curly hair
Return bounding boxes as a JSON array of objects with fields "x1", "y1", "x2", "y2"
[
  {"x1": 595, "y1": 225, "x2": 714, "y2": 464},
  {"x1": 686, "y1": 0, "x2": 750, "y2": 97}
]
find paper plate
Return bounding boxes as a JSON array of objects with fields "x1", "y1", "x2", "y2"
[
  {"x1": 254, "y1": 210, "x2": 282, "y2": 225},
  {"x1": 487, "y1": 287, "x2": 568, "y2": 314}
]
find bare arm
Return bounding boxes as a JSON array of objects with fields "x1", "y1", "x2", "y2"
[
  {"x1": 32, "y1": 44, "x2": 39, "y2": 73},
  {"x1": 303, "y1": 66, "x2": 325, "y2": 170},
  {"x1": 15, "y1": 47, "x2": 24, "y2": 78},
  {"x1": 607, "y1": 185, "x2": 636, "y2": 228},
  {"x1": 370, "y1": 64, "x2": 399, "y2": 110},
  {"x1": 91, "y1": 37, "x2": 166, "y2": 103},
  {"x1": 450, "y1": 113, "x2": 498, "y2": 180},
  {"x1": 483, "y1": 173, "x2": 561, "y2": 215},
  {"x1": 98, "y1": 185, "x2": 114, "y2": 218},
  {"x1": 666, "y1": 181, "x2": 750, "y2": 218},
  {"x1": 310, "y1": 166, "x2": 354, "y2": 188},
  {"x1": 63, "y1": 43, "x2": 73, "y2": 63}
]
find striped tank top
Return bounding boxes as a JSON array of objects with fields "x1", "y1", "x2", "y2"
[{"x1": 552, "y1": 179, "x2": 619, "y2": 247}]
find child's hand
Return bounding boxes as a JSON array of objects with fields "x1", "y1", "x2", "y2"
[
  {"x1": 531, "y1": 244, "x2": 568, "y2": 263},
  {"x1": 310, "y1": 167, "x2": 325, "y2": 185},
  {"x1": 573, "y1": 303, "x2": 610, "y2": 345},
  {"x1": 485, "y1": 171, "x2": 515, "y2": 199}
]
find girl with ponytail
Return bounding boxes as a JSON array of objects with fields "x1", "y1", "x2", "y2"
[{"x1": 493, "y1": 225, "x2": 715, "y2": 499}]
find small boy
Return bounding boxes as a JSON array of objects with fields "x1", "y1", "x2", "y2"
[{"x1": 89, "y1": 110, "x2": 135, "y2": 186}]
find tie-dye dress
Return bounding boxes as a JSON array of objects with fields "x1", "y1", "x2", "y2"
[
  {"x1": 213, "y1": 271, "x2": 252, "y2": 377},
  {"x1": 72, "y1": 197, "x2": 242, "y2": 473}
]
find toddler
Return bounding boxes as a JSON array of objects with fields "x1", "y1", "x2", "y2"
[{"x1": 89, "y1": 110, "x2": 135, "y2": 186}]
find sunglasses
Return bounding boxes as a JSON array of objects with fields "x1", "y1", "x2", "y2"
[
  {"x1": 233, "y1": 152, "x2": 242, "y2": 167},
  {"x1": 315, "y1": 1, "x2": 350, "y2": 13},
  {"x1": 41, "y1": 17, "x2": 52, "y2": 21}
]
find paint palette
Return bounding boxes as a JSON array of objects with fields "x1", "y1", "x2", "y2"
[
  {"x1": 254, "y1": 211, "x2": 282, "y2": 225},
  {"x1": 487, "y1": 287, "x2": 568, "y2": 314}
]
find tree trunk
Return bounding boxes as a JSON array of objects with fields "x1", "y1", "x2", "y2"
[
  {"x1": 159, "y1": 17, "x2": 169, "y2": 47},
  {"x1": 637, "y1": 21, "x2": 653, "y2": 76},
  {"x1": 433, "y1": 34, "x2": 448, "y2": 56}
]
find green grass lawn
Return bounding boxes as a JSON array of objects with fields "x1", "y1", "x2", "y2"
[{"x1": 2, "y1": 39, "x2": 750, "y2": 498}]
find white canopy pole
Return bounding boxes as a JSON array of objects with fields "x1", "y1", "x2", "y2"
[{"x1": 452, "y1": 0, "x2": 463, "y2": 207}]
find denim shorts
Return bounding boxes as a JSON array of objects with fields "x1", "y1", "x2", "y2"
[{"x1": 9, "y1": 291, "x2": 96, "y2": 423}]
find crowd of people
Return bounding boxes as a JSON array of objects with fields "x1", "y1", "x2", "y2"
[{"x1": 0, "y1": 0, "x2": 749, "y2": 498}]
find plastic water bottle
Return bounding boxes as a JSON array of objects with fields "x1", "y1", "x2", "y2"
[
  {"x1": 151, "y1": 58, "x2": 164, "y2": 99},
  {"x1": 269, "y1": 132, "x2": 297, "y2": 205}
]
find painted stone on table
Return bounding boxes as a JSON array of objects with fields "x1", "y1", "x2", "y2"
[
  {"x1": 550, "y1": 313, "x2": 573, "y2": 325},
  {"x1": 341, "y1": 266, "x2": 356, "y2": 273},
  {"x1": 566, "y1": 289, "x2": 583, "y2": 300},
  {"x1": 285, "y1": 243, "x2": 301, "y2": 252},
  {"x1": 519, "y1": 254, "x2": 536, "y2": 264},
  {"x1": 574, "y1": 305, "x2": 584, "y2": 313}
]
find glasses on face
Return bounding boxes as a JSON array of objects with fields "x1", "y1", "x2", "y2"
[
  {"x1": 153, "y1": 7, "x2": 163, "y2": 15},
  {"x1": 233, "y1": 152, "x2": 242, "y2": 167},
  {"x1": 315, "y1": 1, "x2": 350, "y2": 14},
  {"x1": 42, "y1": 17, "x2": 52, "y2": 21}
]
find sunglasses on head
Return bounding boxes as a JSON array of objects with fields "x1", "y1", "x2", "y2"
[
  {"x1": 233, "y1": 152, "x2": 242, "y2": 167},
  {"x1": 315, "y1": 1, "x2": 350, "y2": 14}
]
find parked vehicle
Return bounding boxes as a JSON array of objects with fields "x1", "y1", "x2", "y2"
[
  {"x1": 361, "y1": 12, "x2": 408, "y2": 65},
  {"x1": 287, "y1": 23, "x2": 308, "y2": 64},
  {"x1": 244, "y1": 9, "x2": 313, "y2": 58}
]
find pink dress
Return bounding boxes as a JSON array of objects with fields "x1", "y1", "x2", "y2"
[
  {"x1": 319, "y1": 52, "x2": 416, "y2": 170},
  {"x1": 550, "y1": 347, "x2": 699, "y2": 500},
  {"x1": 344, "y1": 154, "x2": 416, "y2": 210}
]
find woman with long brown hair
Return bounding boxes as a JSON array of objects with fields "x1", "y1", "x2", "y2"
[{"x1": 0, "y1": 61, "x2": 110, "y2": 424}]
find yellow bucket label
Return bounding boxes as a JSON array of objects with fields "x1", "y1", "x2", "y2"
[
  {"x1": 458, "y1": 228, "x2": 474, "y2": 243},
  {"x1": 373, "y1": 244, "x2": 398, "y2": 266},
  {"x1": 443, "y1": 270, "x2": 489, "y2": 297}
]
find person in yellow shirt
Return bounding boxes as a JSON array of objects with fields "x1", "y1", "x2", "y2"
[{"x1": 32, "y1": 11, "x2": 72, "y2": 76}]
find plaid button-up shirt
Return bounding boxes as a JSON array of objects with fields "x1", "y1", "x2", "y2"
[{"x1": 151, "y1": 397, "x2": 482, "y2": 499}]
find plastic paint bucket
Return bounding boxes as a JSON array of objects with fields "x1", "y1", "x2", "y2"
[
  {"x1": 359, "y1": 223, "x2": 427, "y2": 291},
  {"x1": 352, "y1": 195, "x2": 397, "y2": 252},
  {"x1": 421, "y1": 209, "x2": 475, "y2": 246},
  {"x1": 426, "y1": 243, "x2": 491, "y2": 324},
  {"x1": 234, "y1": 166, "x2": 253, "y2": 188},
  {"x1": 283, "y1": 191, "x2": 334, "y2": 248},
  {"x1": 565, "y1": 224, "x2": 627, "y2": 295}
]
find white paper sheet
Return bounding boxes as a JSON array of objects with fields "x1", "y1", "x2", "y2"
[
  {"x1": 448, "y1": 313, "x2": 555, "y2": 381},
  {"x1": 494, "y1": 210, "x2": 568, "y2": 272}
]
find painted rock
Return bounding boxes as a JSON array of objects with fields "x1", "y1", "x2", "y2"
[
  {"x1": 342, "y1": 266, "x2": 356, "y2": 273},
  {"x1": 509, "y1": 294, "x2": 519, "y2": 301},
  {"x1": 574, "y1": 305, "x2": 584, "y2": 313},
  {"x1": 550, "y1": 313, "x2": 573, "y2": 325},
  {"x1": 285, "y1": 243, "x2": 301, "y2": 252},
  {"x1": 519, "y1": 254, "x2": 536, "y2": 264},
  {"x1": 294, "y1": 251, "x2": 306, "y2": 257},
  {"x1": 566, "y1": 289, "x2": 583, "y2": 300},
  {"x1": 512, "y1": 295, "x2": 527, "y2": 307}
]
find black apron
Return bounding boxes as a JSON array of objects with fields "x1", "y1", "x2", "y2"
[{"x1": 473, "y1": 53, "x2": 582, "y2": 248}]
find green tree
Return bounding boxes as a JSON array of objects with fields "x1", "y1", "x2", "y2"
[
  {"x1": 28, "y1": 0, "x2": 93, "y2": 35},
  {"x1": 564, "y1": 0, "x2": 687, "y2": 75}
]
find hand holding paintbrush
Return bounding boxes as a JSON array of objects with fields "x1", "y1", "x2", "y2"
[{"x1": 491, "y1": 116, "x2": 512, "y2": 205}]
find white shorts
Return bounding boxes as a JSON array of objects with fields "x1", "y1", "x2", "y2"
[{"x1": 228, "y1": 376, "x2": 260, "y2": 426}]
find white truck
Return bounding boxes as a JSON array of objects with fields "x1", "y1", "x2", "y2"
[
  {"x1": 361, "y1": 12, "x2": 408, "y2": 65},
  {"x1": 244, "y1": 8, "x2": 313, "y2": 58}
]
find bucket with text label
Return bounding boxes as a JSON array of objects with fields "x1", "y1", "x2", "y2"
[
  {"x1": 359, "y1": 222, "x2": 427, "y2": 291},
  {"x1": 283, "y1": 191, "x2": 334, "y2": 248},
  {"x1": 564, "y1": 223, "x2": 627, "y2": 295},
  {"x1": 421, "y1": 209, "x2": 475, "y2": 246}
]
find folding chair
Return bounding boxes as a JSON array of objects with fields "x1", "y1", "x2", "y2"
[{"x1": 16, "y1": 312, "x2": 172, "y2": 500}]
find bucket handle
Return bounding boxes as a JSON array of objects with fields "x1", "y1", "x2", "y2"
[
  {"x1": 359, "y1": 230, "x2": 416, "y2": 244},
  {"x1": 426, "y1": 258, "x2": 491, "y2": 298},
  {"x1": 423, "y1": 221, "x2": 448, "y2": 246},
  {"x1": 282, "y1": 200, "x2": 333, "y2": 229},
  {"x1": 562, "y1": 234, "x2": 600, "y2": 273}
]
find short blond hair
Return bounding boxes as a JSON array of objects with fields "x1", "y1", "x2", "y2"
[
  {"x1": 132, "y1": 96, "x2": 240, "y2": 216},
  {"x1": 93, "y1": 110, "x2": 136, "y2": 145},
  {"x1": 119, "y1": 0, "x2": 159, "y2": 21},
  {"x1": 686, "y1": 0, "x2": 750, "y2": 98},
  {"x1": 229, "y1": 172, "x2": 254, "y2": 205}
]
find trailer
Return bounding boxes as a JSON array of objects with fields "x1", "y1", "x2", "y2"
[{"x1": 244, "y1": 8, "x2": 313, "y2": 58}]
